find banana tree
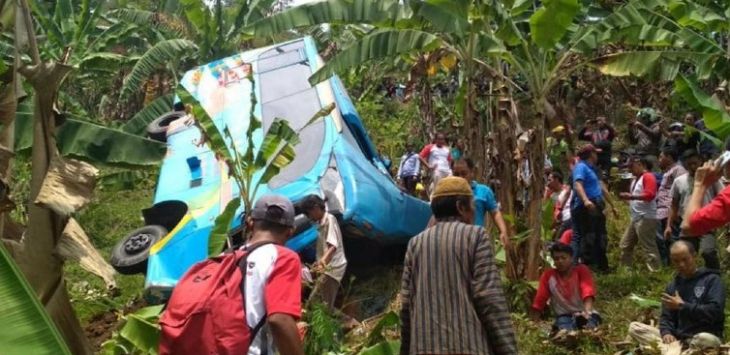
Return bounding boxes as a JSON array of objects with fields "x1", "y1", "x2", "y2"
[
  {"x1": 116, "y1": 0, "x2": 281, "y2": 104},
  {"x1": 176, "y1": 73, "x2": 333, "y2": 256},
  {"x1": 2, "y1": 1, "x2": 165, "y2": 353}
]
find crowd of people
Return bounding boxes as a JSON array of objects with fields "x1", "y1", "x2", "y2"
[{"x1": 162, "y1": 110, "x2": 730, "y2": 354}]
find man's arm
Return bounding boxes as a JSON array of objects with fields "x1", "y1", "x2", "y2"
[
  {"x1": 530, "y1": 271, "x2": 551, "y2": 321},
  {"x1": 574, "y1": 180, "x2": 596, "y2": 211},
  {"x1": 577, "y1": 126, "x2": 592, "y2": 141},
  {"x1": 489, "y1": 210, "x2": 509, "y2": 246},
  {"x1": 665, "y1": 200, "x2": 678, "y2": 240},
  {"x1": 681, "y1": 162, "x2": 725, "y2": 235},
  {"x1": 269, "y1": 313, "x2": 304, "y2": 355},
  {"x1": 659, "y1": 284, "x2": 678, "y2": 337},
  {"x1": 399, "y1": 242, "x2": 414, "y2": 355},
  {"x1": 472, "y1": 231, "x2": 518, "y2": 354}
]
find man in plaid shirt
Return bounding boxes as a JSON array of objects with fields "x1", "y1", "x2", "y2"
[{"x1": 399, "y1": 176, "x2": 517, "y2": 355}]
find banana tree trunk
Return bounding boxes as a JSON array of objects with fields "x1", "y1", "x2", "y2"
[
  {"x1": 492, "y1": 84, "x2": 520, "y2": 280},
  {"x1": 524, "y1": 122, "x2": 545, "y2": 280},
  {"x1": 419, "y1": 77, "x2": 435, "y2": 142},
  {"x1": 17, "y1": 62, "x2": 92, "y2": 355}
]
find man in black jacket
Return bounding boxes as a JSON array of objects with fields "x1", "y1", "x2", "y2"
[
  {"x1": 628, "y1": 241, "x2": 724, "y2": 350},
  {"x1": 660, "y1": 240, "x2": 725, "y2": 343}
]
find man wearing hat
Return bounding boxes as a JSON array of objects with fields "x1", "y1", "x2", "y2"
[
  {"x1": 548, "y1": 125, "x2": 571, "y2": 175},
  {"x1": 571, "y1": 144, "x2": 609, "y2": 272},
  {"x1": 400, "y1": 177, "x2": 517, "y2": 355},
  {"x1": 244, "y1": 195, "x2": 304, "y2": 355},
  {"x1": 579, "y1": 116, "x2": 616, "y2": 176}
]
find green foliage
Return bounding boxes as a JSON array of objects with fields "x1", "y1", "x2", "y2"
[
  {"x1": 12, "y1": 98, "x2": 167, "y2": 167},
  {"x1": 120, "y1": 39, "x2": 197, "y2": 100},
  {"x1": 305, "y1": 302, "x2": 343, "y2": 354},
  {"x1": 630, "y1": 293, "x2": 661, "y2": 309},
  {"x1": 101, "y1": 305, "x2": 163, "y2": 355},
  {"x1": 359, "y1": 340, "x2": 400, "y2": 355},
  {"x1": 674, "y1": 74, "x2": 730, "y2": 141},
  {"x1": 122, "y1": 94, "x2": 174, "y2": 135},
  {"x1": 529, "y1": 0, "x2": 580, "y2": 49},
  {"x1": 178, "y1": 73, "x2": 332, "y2": 256},
  {"x1": 207, "y1": 199, "x2": 241, "y2": 256},
  {"x1": 365, "y1": 311, "x2": 399, "y2": 347},
  {"x1": 0, "y1": 244, "x2": 71, "y2": 355},
  {"x1": 309, "y1": 29, "x2": 441, "y2": 85}
]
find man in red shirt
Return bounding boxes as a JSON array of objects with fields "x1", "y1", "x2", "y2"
[
  {"x1": 244, "y1": 195, "x2": 304, "y2": 355},
  {"x1": 531, "y1": 243, "x2": 600, "y2": 332},
  {"x1": 619, "y1": 156, "x2": 661, "y2": 271},
  {"x1": 419, "y1": 132, "x2": 452, "y2": 196},
  {"x1": 682, "y1": 154, "x2": 730, "y2": 237}
]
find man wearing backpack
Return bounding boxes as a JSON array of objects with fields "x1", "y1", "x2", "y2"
[
  {"x1": 159, "y1": 194, "x2": 303, "y2": 355},
  {"x1": 244, "y1": 195, "x2": 305, "y2": 355}
]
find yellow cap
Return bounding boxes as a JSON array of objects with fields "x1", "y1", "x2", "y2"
[
  {"x1": 431, "y1": 176, "x2": 473, "y2": 199},
  {"x1": 552, "y1": 125, "x2": 565, "y2": 133}
]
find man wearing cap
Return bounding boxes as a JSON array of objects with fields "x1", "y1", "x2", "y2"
[
  {"x1": 571, "y1": 144, "x2": 609, "y2": 272},
  {"x1": 244, "y1": 195, "x2": 304, "y2": 355},
  {"x1": 400, "y1": 177, "x2": 517, "y2": 355}
]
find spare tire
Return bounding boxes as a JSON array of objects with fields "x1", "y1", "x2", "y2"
[
  {"x1": 111, "y1": 225, "x2": 168, "y2": 275},
  {"x1": 146, "y1": 111, "x2": 185, "y2": 142}
]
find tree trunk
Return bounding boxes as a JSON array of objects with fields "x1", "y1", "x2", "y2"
[
  {"x1": 16, "y1": 62, "x2": 92, "y2": 355},
  {"x1": 419, "y1": 77, "x2": 435, "y2": 142},
  {"x1": 524, "y1": 122, "x2": 545, "y2": 280},
  {"x1": 492, "y1": 83, "x2": 521, "y2": 280}
]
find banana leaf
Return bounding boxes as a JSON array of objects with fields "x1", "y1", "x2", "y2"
[
  {"x1": 0, "y1": 243, "x2": 71, "y2": 355},
  {"x1": 122, "y1": 93, "x2": 174, "y2": 135},
  {"x1": 13, "y1": 99, "x2": 166, "y2": 166},
  {"x1": 208, "y1": 198, "x2": 240, "y2": 257},
  {"x1": 309, "y1": 29, "x2": 441, "y2": 85},
  {"x1": 529, "y1": 0, "x2": 581, "y2": 49},
  {"x1": 674, "y1": 74, "x2": 730, "y2": 141}
]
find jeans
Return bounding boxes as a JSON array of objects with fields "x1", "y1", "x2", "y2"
[
  {"x1": 571, "y1": 199, "x2": 608, "y2": 271},
  {"x1": 554, "y1": 313, "x2": 602, "y2": 331},
  {"x1": 656, "y1": 218, "x2": 680, "y2": 266}
]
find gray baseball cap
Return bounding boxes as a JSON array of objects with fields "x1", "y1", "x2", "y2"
[{"x1": 250, "y1": 194, "x2": 295, "y2": 227}]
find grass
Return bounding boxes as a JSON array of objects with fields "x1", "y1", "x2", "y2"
[
  {"x1": 67, "y1": 179, "x2": 154, "y2": 324},
  {"x1": 514, "y1": 201, "x2": 730, "y2": 354}
]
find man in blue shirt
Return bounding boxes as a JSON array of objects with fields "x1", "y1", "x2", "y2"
[
  {"x1": 452, "y1": 158, "x2": 509, "y2": 246},
  {"x1": 571, "y1": 144, "x2": 609, "y2": 272}
]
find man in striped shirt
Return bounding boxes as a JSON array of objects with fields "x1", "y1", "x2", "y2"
[{"x1": 400, "y1": 176, "x2": 517, "y2": 355}]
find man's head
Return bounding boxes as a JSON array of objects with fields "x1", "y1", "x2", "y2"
[
  {"x1": 577, "y1": 144, "x2": 600, "y2": 164},
  {"x1": 629, "y1": 156, "x2": 651, "y2": 176},
  {"x1": 251, "y1": 195, "x2": 296, "y2": 243},
  {"x1": 434, "y1": 132, "x2": 447, "y2": 147},
  {"x1": 670, "y1": 240, "x2": 697, "y2": 279},
  {"x1": 547, "y1": 171, "x2": 564, "y2": 192},
  {"x1": 452, "y1": 158, "x2": 476, "y2": 182},
  {"x1": 300, "y1": 194, "x2": 327, "y2": 222},
  {"x1": 550, "y1": 242, "x2": 574, "y2": 273},
  {"x1": 684, "y1": 112, "x2": 697, "y2": 125},
  {"x1": 681, "y1": 149, "x2": 704, "y2": 176},
  {"x1": 430, "y1": 176, "x2": 475, "y2": 224},
  {"x1": 405, "y1": 142, "x2": 414, "y2": 153},
  {"x1": 659, "y1": 147, "x2": 678, "y2": 170},
  {"x1": 596, "y1": 116, "x2": 607, "y2": 127}
]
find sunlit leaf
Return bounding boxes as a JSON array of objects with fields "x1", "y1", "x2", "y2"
[
  {"x1": 208, "y1": 198, "x2": 241, "y2": 257},
  {"x1": 674, "y1": 74, "x2": 730, "y2": 141},
  {"x1": 529, "y1": 0, "x2": 581, "y2": 49},
  {"x1": 630, "y1": 293, "x2": 661, "y2": 309},
  {"x1": 0, "y1": 244, "x2": 71, "y2": 355}
]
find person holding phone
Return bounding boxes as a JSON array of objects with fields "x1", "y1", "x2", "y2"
[{"x1": 682, "y1": 142, "x2": 730, "y2": 237}]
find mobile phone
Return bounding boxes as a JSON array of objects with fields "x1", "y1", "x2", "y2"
[{"x1": 714, "y1": 151, "x2": 730, "y2": 169}]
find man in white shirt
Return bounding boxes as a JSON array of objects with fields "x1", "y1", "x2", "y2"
[
  {"x1": 301, "y1": 194, "x2": 347, "y2": 309},
  {"x1": 419, "y1": 132, "x2": 452, "y2": 197}
]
